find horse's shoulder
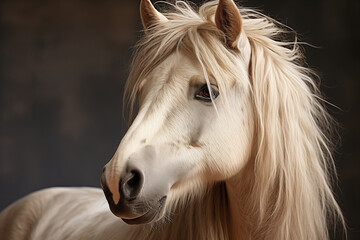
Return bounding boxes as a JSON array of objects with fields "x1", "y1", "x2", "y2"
[{"x1": 0, "y1": 187, "x2": 106, "y2": 240}]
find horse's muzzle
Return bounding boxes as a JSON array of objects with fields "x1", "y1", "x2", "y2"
[{"x1": 101, "y1": 167, "x2": 166, "y2": 224}]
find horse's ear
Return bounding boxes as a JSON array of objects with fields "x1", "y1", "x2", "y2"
[
  {"x1": 215, "y1": 0, "x2": 242, "y2": 49},
  {"x1": 140, "y1": 0, "x2": 167, "y2": 30}
]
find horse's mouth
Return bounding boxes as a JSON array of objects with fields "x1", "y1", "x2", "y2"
[{"x1": 121, "y1": 196, "x2": 167, "y2": 225}]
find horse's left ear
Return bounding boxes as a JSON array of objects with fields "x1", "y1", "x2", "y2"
[
  {"x1": 140, "y1": 0, "x2": 168, "y2": 30},
  {"x1": 215, "y1": 0, "x2": 242, "y2": 49}
]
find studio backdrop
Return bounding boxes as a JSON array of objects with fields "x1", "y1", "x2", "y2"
[{"x1": 0, "y1": 0, "x2": 358, "y2": 238}]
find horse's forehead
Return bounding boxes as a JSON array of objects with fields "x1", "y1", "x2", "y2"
[
  {"x1": 149, "y1": 52, "x2": 202, "y2": 85},
  {"x1": 142, "y1": 50, "x2": 239, "y2": 99},
  {"x1": 137, "y1": 52, "x2": 197, "y2": 107}
]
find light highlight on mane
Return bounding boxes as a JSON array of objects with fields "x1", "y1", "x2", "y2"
[{"x1": 124, "y1": 1, "x2": 345, "y2": 239}]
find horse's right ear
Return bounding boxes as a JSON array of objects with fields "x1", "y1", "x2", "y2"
[
  {"x1": 215, "y1": 0, "x2": 242, "y2": 49},
  {"x1": 140, "y1": 0, "x2": 167, "y2": 30}
]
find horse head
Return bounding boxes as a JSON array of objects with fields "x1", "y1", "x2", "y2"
[{"x1": 101, "y1": 0, "x2": 254, "y2": 225}]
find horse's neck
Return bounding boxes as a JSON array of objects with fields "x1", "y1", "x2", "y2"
[
  {"x1": 127, "y1": 178, "x2": 252, "y2": 240},
  {"x1": 225, "y1": 163, "x2": 254, "y2": 239}
]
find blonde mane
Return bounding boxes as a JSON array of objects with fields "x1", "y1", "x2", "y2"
[{"x1": 123, "y1": 1, "x2": 345, "y2": 239}]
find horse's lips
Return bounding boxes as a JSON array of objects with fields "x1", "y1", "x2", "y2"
[{"x1": 121, "y1": 196, "x2": 167, "y2": 225}]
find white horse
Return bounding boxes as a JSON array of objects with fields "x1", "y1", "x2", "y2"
[{"x1": 0, "y1": 0, "x2": 345, "y2": 239}]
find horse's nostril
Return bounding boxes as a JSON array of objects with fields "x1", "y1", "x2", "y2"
[{"x1": 121, "y1": 169, "x2": 144, "y2": 200}]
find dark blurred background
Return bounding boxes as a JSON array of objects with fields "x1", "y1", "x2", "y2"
[{"x1": 0, "y1": 0, "x2": 358, "y2": 238}]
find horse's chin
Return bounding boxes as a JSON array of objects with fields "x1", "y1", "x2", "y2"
[{"x1": 121, "y1": 196, "x2": 167, "y2": 225}]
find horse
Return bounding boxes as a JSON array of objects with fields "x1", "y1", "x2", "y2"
[{"x1": 0, "y1": 0, "x2": 345, "y2": 239}]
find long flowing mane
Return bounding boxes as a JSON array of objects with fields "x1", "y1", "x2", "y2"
[{"x1": 123, "y1": 1, "x2": 345, "y2": 239}]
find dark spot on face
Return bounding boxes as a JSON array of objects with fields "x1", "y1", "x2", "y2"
[
  {"x1": 189, "y1": 129, "x2": 203, "y2": 148},
  {"x1": 141, "y1": 139, "x2": 146, "y2": 144},
  {"x1": 189, "y1": 140, "x2": 202, "y2": 148}
]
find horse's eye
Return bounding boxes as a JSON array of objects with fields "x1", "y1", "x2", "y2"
[{"x1": 195, "y1": 84, "x2": 219, "y2": 102}]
